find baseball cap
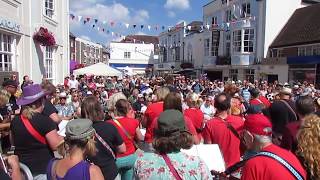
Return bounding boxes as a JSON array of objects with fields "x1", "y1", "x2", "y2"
[
  {"x1": 59, "y1": 92, "x2": 67, "y2": 98},
  {"x1": 244, "y1": 114, "x2": 272, "y2": 136},
  {"x1": 155, "y1": 110, "x2": 189, "y2": 137},
  {"x1": 65, "y1": 118, "x2": 95, "y2": 140}
]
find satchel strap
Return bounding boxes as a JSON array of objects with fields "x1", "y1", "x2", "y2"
[
  {"x1": 257, "y1": 151, "x2": 304, "y2": 180},
  {"x1": 113, "y1": 118, "x2": 133, "y2": 140},
  {"x1": 20, "y1": 115, "x2": 47, "y2": 144},
  {"x1": 161, "y1": 154, "x2": 183, "y2": 180},
  {"x1": 280, "y1": 100, "x2": 298, "y2": 121},
  {"x1": 95, "y1": 132, "x2": 116, "y2": 159}
]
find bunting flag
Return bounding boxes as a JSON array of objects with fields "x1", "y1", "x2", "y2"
[
  {"x1": 84, "y1": 20, "x2": 87, "y2": 24},
  {"x1": 133, "y1": 24, "x2": 136, "y2": 28},
  {"x1": 94, "y1": 19, "x2": 98, "y2": 23},
  {"x1": 86, "y1": 17, "x2": 90, "y2": 22},
  {"x1": 78, "y1": 16, "x2": 82, "y2": 22},
  {"x1": 162, "y1": 26, "x2": 165, "y2": 30},
  {"x1": 187, "y1": 26, "x2": 192, "y2": 30},
  {"x1": 125, "y1": 23, "x2": 129, "y2": 28},
  {"x1": 103, "y1": 21, "x2": 107, "y2": 25},
  {"x1": 148, "y1": 25, "x2": 151, "y2": 30},
  {"x1": 141, "y1": 25, "x2": 144, "y2": 29},
  {"x1": 206, "y1": 24, "x2": 210, "y2": 30},
  {"x1": 110, "y1": 21, "x2": 115, "y2": 27},
  {"x1": 92, "y1": 24, "x2": 95, "y2": 28},
  {"x1": 70, "y1": 14, "x2": 75, "y2": 20}
]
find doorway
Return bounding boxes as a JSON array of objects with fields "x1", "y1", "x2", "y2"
[{"x1": 205, "y1": 71, "x2": 223, "y2": 81}]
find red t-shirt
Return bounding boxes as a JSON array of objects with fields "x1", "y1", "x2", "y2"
[
  {"x1": 250, "y1": 96, "x2": 271, "y2": 108},
  {"x1": 184, "y1": 108, "x2": 204, "y2": 137},
  {"x1": 144, "y1": 102, "x2": 164, "y2": 143},
  {"x1": 202, "y1": 115, "x2": 244, "y2": 168},
  {"x1": 241, "y1": 144, "x2": 306, "y2": 180},
  {"x1": 108, "y1": 117, "x2": 139, "y2": 158}
]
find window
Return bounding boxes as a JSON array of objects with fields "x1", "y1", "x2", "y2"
[
  {"x1": 187, "y1": 44, "x2": 193, "y2": 63},
  {"x1": 229, "y1": 69, "x2": 238, "y2": 81},
  {"x1": 0, "y1": 33, "x2": 14, "y2": 72},
  {"x1": 313, "y1": 45, "x2": 320, "y2": 55},
  {"x1": 225, "y1": 10, "x2": 232, "y2": 22},
  {"x1": 45, "y1": 0, "x2": 54, "y2": 18},
  {"x1": 305, "y1": 46, "x2": 313, "y2": 56},
  {"x1": 233, "y1": 30, "x2": 241, "y2": 52},
  {"x1": 70, "y1": 41, "x2": 74, "y2": 48},
  {"x1": 298, "y1": 47, "x2": 306, "y2": 56},
  {"x1": 243, "y1": 29, "x2": 254, "y2": 52},
  {"x1": 245, "y1": 69, "x2": 255, "y2": 83},
  {"x1": 45, "y1": 47, "x2": 54, "y2": 80},
  {"x1": 211, "y1": 30, "x2": 220, "y2": 56},
  {"x1": 212, "y1": 16, "x2": 218, "y2": 25},
  {"x1": 225, "y1": 33, "x2": 231, "y2": 56},
  {"x1": 124, "y1": 52, "x2": 131, "y2": 59},
  {"x1": 175, "y1": 47, "x2": 180, "y2": 61},
  {"x1": 241, "y1": 3, "x2": 251, "y2": 18},
  {"x1": 204, "y1": 39, "x2": 210, "y2": 56}
]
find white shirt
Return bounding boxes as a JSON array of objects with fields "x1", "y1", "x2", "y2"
[
  {"x1": 200, "y1": 103, "x2": 215, "y2": 120},
  {"x1": 68, "y1": 79, "x2": 79, "y2": 89}
]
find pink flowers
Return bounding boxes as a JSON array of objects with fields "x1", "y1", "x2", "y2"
[{"x1": 33, "y1": 27, "x2": 56, "y2": 46}]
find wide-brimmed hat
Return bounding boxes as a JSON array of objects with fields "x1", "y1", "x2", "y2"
[
  {"x1": 65, "y1": 118, "x2": 95, "y2": 140},
  {"x1": 155, "y1": 110, "x2": 189, "y2": 137},
  {"x1": 280, "y1": 87, "x2": 292, "y2": 96},
  {"x1": 2, "y1": 79, "x2": 18, "y2": 88},
  {"x1": 17, "y1": 84, "x2": 47, "y2": 106}
]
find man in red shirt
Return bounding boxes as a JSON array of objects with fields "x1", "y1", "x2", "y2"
[
  {"x1": 249, "y1": 88, "x2": 271, "y2": 108},
  {"x1": 241, "y1": 114, "x2": 306, "y2": 180},
  {"x1": 203, "y1": 93, "x2": 244, "y2": 168}
]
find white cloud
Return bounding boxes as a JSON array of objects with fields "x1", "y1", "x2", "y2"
[
  {"x1": 164, "y1": 0, "x2": 190, "y2": 10},
  {"x1": 80, "y1": 35, "x2": 91, "y2": 41},
  {"x1": 136, "y1": 31, "x2": 147, "y2": 35},
  {"x1": 168, "y1": 11, "x2": 176, "y2": 18}
]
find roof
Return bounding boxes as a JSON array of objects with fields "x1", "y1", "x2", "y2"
[
  {"x1": 270, "y1": 4, "x2": 320, "y2": 48},
  {"x1": 69, "y1": 32, "x2": 76, "y2": 38},
  {"x1": 186, "y1": 21, "x2": 203, "y2": 32},
  {"x1": 120, "y1": 35, "x2": 159, "y2": 44}
]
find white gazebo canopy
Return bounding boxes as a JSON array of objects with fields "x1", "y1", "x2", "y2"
[{"x1": 73, "y1": 62, "x2": 122, "y2": 77}]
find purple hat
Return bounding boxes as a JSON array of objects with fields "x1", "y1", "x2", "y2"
[{"x1": 17, "y1": 84, "x2": 46, "y2": 106}]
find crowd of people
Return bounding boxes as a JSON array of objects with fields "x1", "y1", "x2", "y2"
[{"x1": 0, "y1": 73, "x2": 319, "y2": 180}]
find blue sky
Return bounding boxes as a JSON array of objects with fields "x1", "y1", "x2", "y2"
[{"x1": 70, "y1": 0, "x2": 210, "y2": 45}]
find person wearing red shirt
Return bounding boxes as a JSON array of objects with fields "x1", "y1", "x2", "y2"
[
  {"x1": 143, "y1": 87, "x2": 169, "y2": 145},
  {"x1": 203, "y1": 93, "x2": 244, "y2": 168},
  {"x1": 249, "y1": 88, "x2": 271, "y2": 108},
  {"x1": 108, "y1": 99, "x2": 144, "y2": 180},
  {"x1": 241, "y1": 114, "x2": 306, "y2": 180},
  {"x1": 184, "y1": 92, "x2": 204, "y2": 140}
]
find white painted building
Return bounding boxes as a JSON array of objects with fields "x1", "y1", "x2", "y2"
[
  {"x1": 109, "y1": 42, "x2": 157, "y2": 74},
  {"x1": 0, "y1": 0, "x2": 69, "y2": 85},
  {"x1": 156, "y1": 22, "x2": 186, "y2": 73},
  {"x1": 201, "y1": 0, "x2": 312, "y2": 82}
]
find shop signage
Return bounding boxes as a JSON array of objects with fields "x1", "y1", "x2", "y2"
[{"x1": 0, "y1": 18, "x2": 21, "y2": 33}]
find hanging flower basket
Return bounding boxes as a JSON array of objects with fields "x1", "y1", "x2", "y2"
[{"x1": 33, "y1": 27, "x2": 56, "y2": 46}]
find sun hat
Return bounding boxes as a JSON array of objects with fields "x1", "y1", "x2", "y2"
[
  {"x1": 59, "y1": 92, "x2": 67, "y2": 98},
  {"x1": 155, "y1": 110, "x2": 189, "y2": 137},
  {"x1": 280, "y1": 87, "x2": 292, "y2": 96},
  {"x1": 17, "y1": 84, "x2": 47, "y2": 106},
  {"x1": 65, "y1": 118, "x2": 95, "y2": 140},
  {"x1": 244, "y1": 114, "x2": 272, "y2": 136},
  {"x1": 2, "y1": 79, "x2": 18, "y2": 88}
]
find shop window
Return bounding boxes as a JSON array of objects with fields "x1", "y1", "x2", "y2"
[
  {"x1": 0, "y1": 33, "x2": 14, "y2": 72},
  {"x1": 245, "y1": 69, "x2": 255, "y2": 82},
  {"x1": 211, "y1": 30, "x2": 220, "y2": 57},
  {"x1": 229, "y1": 69, "x2": 238, "y2": 81},
  {"x1": 225, "y1": 10, "x2": 232, "y2": 22},
  {"x1": 313, "y1": 45, "x2": 320, "y2": 55},
  {"x1": 233, "y1": 30, "x2": 241, "y2": 52},
  {"x1": 45, "y1": 0, "x2": 54, "y2": 18},
  {"x1": 45, "y1": 46, "x2": 54, "y2": 81}
]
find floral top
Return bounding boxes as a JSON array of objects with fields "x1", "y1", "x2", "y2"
[{"x1": 134, "y1": 151, "x2": 212, "y2": 180}]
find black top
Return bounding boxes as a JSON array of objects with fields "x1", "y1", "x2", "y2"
[
  {"x1": 42, "y1": 100, "x2": 58, "y2": 117},
  {"x1": 88, "y1": 121, "x2": 123, "y2": 180},
  {"x1": 269, "y1": 99, "x2": 297, "y2": 134},
  {"x1": 10, "y1": 113, "x2": 56, "y2": 175},
  {"x1": 9, "y1": 95, "x2": 19, "y2": 113},
  {"x1": 0, "y1": 169, "x2": 10, "y2": 180}
]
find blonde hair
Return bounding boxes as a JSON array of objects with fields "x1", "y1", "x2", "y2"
[
  {"x1": 21, "y1": 98, "x2": 44, "y2": 119},
  {"x1": 297, "y1": 114, "x2": 320, "y2": 179},
  {"x1": 186, "y1": 92, "x2": 202, "y2": 108},
  {"x1": 107, "y1": 92, "x2": 127, "y2": 112},
  {"x1": 58, "y1": 137, "x2": 97, "y2": 157},
  {"x1": 0, "y1": 89, "x2": 10, "y2": 107},
  {"x1": 155, "y1": 87, "x2": 170, "y2": 102}
]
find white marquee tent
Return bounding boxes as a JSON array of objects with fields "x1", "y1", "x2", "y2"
[{"x1": 73, "y1": 63, "x2": 122, "y2": 77}]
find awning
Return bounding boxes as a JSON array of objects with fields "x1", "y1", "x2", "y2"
[{"x1": 287, "y1": 55, "x2": 320, "y2": 64}]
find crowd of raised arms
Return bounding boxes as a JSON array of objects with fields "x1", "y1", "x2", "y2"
[{"x1": 0, "y1": 73, "x2": 319, "y2": 180}]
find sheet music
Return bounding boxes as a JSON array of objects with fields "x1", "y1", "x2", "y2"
[{"x1": 182, "y1": 144, "x2": 226, "y2": 172}]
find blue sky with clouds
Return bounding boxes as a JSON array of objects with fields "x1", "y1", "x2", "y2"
[{"x1": 70, "y1": 0, "x2": 210, "y2": 45}]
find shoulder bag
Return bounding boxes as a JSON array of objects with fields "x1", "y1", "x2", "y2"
[
  {"x1": 20, "y1": 115, "x2": 47, "y2": 145},
  {"x1": 113, "y1": 118, "x2": 138, "y2": 149},
  {"x1": 161, "y1": 154, "x2": 183, "y2": 180},
  {"x1": 95, "y1": 132, "x2": 116, "y2": 159}
]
